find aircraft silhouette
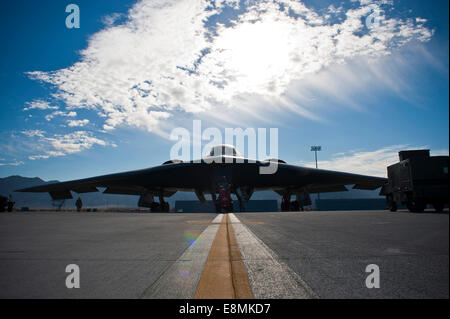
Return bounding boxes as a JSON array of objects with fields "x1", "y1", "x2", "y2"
[{"x1": 17, "y1": 144, "x2": 387, "y2": 212}]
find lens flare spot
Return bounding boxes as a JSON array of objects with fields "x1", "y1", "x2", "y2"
[
  {"x1": 179, "y1": 269, "x2": 190, "y2": 278},
  {"x1": 184, "y1": 230, "x2": 202, "y2": 248},
  {"x1": 178, "y1": 229, "x2": 203, "y2": 278}
]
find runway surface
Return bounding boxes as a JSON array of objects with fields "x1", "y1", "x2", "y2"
[{"x1": 0, "y1": 210, "x2": 448, "y2": 298}]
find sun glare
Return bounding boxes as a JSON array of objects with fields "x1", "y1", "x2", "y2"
[{"x1": 215, "y1": 17, "x2": 292, "y2": 94}]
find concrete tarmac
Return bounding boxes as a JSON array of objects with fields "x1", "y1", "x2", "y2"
[
  {"x1": 0, "y1": 212, "x2": 215, "y2": 298},
  {"x1": 236, "y1": 210, "x2": 449, "y2": 299},
  {"x1": 0, "y1": 210, "x2": 448, "y2": 299}
]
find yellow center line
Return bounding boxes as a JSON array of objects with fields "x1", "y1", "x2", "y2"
[
  {"x1": 185, "y1": 221, "x2": 266, "y2": 225},
  {"x1": 227, "y1": 214, "x2": 254, "y2": 299},
  {"x1": 194, "y1": 214, "x2": 253, "y2": 299}
]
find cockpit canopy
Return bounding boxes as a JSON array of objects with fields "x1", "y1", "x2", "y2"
[{"x1": 207, "y1": 144, "x2": 242, "y2": 157}]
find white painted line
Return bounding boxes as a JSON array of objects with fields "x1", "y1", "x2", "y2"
[
  {"x1": 229, "y1": 213, "x2": 317, "y2": 299},
  {"x1": 141, "y1": 214, "x2": 223, "y2": 299}
]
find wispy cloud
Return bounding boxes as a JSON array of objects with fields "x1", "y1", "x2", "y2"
[
  {"x1": 45, "y1": 111, "x2": 77, "y2": 121},
  {"x1": 0, "y1": 160, "x2": 24, "y2": 167},
  {"x1": 101, "y1": 13, "x2": 124, "y2": 27},
  {"x1": 27, "y1": 131, "x2": 108, "y2": 160},
  {"x1": 300, "y1": 145, "x2": 449, "y2": 177},
  {"x1": 28, "y1": 155, "x2": 50, "y2": 160},
  {"x1": 47, "y1": 131, "x2": 106, "y2": 155},
  {"x1": 21, "y1": 130, "x2": 46, "y2": 138},
  {"x1": 25, "y1": 0, "x2": 432, "y2": 137},
  {"x1": 23, "y1": 100, "x2": 58, "y2": 111},
  {"x1": 280, "y1": 43, "x2": 443, "y2": 116},
  {"x1": 67, "y1": 119, "x2": 90, "y2": 127}
]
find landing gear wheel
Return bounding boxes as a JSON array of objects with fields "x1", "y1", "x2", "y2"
[
  {"x1": 150, "y1": 202, "x2": 160, "y2": 212},
  {"x1": 433, "y1": 202, "x2": 444, "y2": 212},
  {"x1": 290, "y1": 201, "x2": 300, "y2": 212},
  {"x1": 389, "y1": 202, "x2": 398, "y2": 212},
  {"x1": 161, "y1": 202, "x2": 170, "y2": 212},
  {"x1": 281, "y1": 201, "x2": 290, "y2": 212}
]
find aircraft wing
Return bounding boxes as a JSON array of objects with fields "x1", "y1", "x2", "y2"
[
  {"x1": 304, "y1": 168, "x2": 387, "y2": 192},
  {"x1": 15, "y1": 161, "x2": 197, "y2": 200},
  {"x1": 16, "y1": 159, "x2": 387, "y2": 200},
  {"x1": 303, "y1": 175, "x2": 386, "y2": 194},
  {"x1": 266, "y1": 163, "x2": 387, "y2": 194}
]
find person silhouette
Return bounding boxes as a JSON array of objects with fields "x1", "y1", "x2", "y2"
[
  {"x1": 76, "y1": 197, "x2": 83, "y2": 212},
  {"x1": 7, "y1": 194, "x2": 15, "y2": 212}
]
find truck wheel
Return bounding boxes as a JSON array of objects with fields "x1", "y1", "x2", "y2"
[
  {"x1": 433, "y1": 202, "x2": 444, "y2": 212},
  {"x1": 407, "y1": 200, "x2": 425, "y2": 213},
  {"x1": 387, "y1": 195, "x2": 397, "y2": 212}
]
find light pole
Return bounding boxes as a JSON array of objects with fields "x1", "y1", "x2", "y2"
[{"x1": 311, "y1": 146, "x2": 322, "y2": 202}]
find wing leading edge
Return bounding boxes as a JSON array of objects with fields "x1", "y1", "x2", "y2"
[{"x1": 15, "y1": 161, "x2": 197, "y2": 200}]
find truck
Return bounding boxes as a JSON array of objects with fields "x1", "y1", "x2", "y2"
[{"x1": 380, "y1": 150, "x2": 448, "y2": 212}]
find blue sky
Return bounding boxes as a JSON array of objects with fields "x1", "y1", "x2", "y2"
[{"x1": 0, "y1": 0, "x2": 448, "y2": 181}]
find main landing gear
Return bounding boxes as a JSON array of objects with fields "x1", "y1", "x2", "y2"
[
  {"x1": 150, "y1": 201, "x2": 170, "y2": 212},
  {"x1": 150, "y1": 193, "x2": 170, "y2": 212},
  {"x1": 281, "y1": 193, "x2": 308, "y2": 212},
  {"x1": 138, "y1": 191, "x2": 170, "y2": 212}
]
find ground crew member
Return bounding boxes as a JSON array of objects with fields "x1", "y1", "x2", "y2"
[
  {"x1": 76, "y1": 197, "x2": 83, "y2": 212},
  {"x1": 7, "y1": 194, "x2": 15, "y2": 212},
  {"x1": 217, "y1": 177, "x2": 233, "y2": 213}
]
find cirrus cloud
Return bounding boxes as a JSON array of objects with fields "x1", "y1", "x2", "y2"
[
  {"x1": 26, "y1": 131, "x2": 109, "y2": 160},
  {"x1": 26, "y1": 0, "x2": 432, "y2": 136},
  {"x1": 0, "y1": 160, "x2": 24, "y2": 167}
]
